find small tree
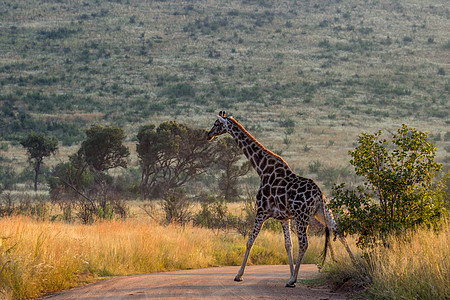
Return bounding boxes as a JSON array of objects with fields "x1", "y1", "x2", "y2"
[
  {"x1": 78, "y1": 125, "x2": 129, "y2": 220},
  {"x1": 330, "y1": 125, "x2": 445, "y2": 248},
  {"x1": 161, "y1": 189, "x2": 192, "y2": 225},
  {"x1": 137, "y1": 121, "x2": 215, "y2": 199},
  {"x1": 20, "y1": 131, "x2": 58, "y2": 191},
  {"x1": 78, "y1": 125, "x2": 129, "y2": 172},
  {"x1": 50, "y1": 125, "x2": 129, "y2": 223}
]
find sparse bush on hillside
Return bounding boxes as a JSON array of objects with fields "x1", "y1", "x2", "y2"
[{"x1": 161, "y1": 82, "x2": 196, "y2": 99}]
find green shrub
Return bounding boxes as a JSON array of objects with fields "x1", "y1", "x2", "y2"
[
  {"x1": 193, "y1": 196, "x2": 231, "y2": 230},
  {"x1": 330, "y1": 125, "x2": 445, "y2": 248}
]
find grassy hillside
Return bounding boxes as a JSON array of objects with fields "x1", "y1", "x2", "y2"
[{"x1": 0, "y1": 0, "x2": 449, "y2": 188}]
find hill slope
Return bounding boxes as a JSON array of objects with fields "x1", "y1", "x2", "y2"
[{"x1": 0, "y1": 0, "x2": 448, "y2": 180}]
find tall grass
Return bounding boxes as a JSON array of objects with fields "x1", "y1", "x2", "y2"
[
  {"x1": 0, "y1": 216, "x2": 324, "y2": 299},
  {"x1": 320, "y1": 225, "x2": 450, "y2": 299},
  {"x1": 368, "y1": 226, "x2": 449, "y2": 299}
]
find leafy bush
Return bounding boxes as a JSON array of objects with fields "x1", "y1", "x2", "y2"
[
  {"x1": 193, "y1": 195, "x2": 231, "y2": 230},
  {"x1": 38, "y1": 28, "x2": 79, "y2": 40},
  {"x1": 0, "y1": 165, "x2": 16, "y2": 191},
  {"x1": 161, "y1": 83, "x2": 195, "y2": 99},
  {"x1": 161, "y1": 189, "x2": 192, "y2": 225},
  {"x1": 137, "y1": 121, "x2": 214, "y2": 199},
  {"x1": 330, "y1": 125, "x2": 445, "y2": 248}
]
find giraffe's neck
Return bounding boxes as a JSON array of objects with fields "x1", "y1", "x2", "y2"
[{"x1": 226, "y1": 118, "x2": 290, "y2": 178}]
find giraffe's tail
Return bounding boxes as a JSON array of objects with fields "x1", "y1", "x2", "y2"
[
  {"x1": 320, "y1": 195, "x2": 337, "y2": 265},
  {"x1": 321, "y1": 226, "x2": 331, "y2": 265},
  {"x1": 320, "y1": 194, "x2": 356, "y2": 266}
]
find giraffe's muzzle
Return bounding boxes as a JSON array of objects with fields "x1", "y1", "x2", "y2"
[{"x1": 206, "y1": 131, "x2": 215, "y2": 141}]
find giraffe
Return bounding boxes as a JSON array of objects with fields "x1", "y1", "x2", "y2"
[{"x1": 207, "y1": 111, "x2": 355, "y2": 288}]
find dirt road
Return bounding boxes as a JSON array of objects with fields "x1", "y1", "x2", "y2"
[{"x1": 43, "y1": 265, "x2": 347, "y2": 299}]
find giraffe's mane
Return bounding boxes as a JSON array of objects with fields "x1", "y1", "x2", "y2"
[{"x1": 228, "y1": 117, "x2": 290, "y2": 166}]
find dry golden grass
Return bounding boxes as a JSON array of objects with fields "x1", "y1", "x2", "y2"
[
  {"x1": 0, "y1": 215, "x2": 326, "y2": 299},
  {"x1": 320, "y1": 225, "x2": 449, "y2": 299},
  {"x1": 368, "y1": 225, "x2": 450, "y2": 299}
]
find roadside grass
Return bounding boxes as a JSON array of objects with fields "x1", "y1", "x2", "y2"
[
  {"x1": 319, "y1": 225, "x2": 450, "y2": 299},
  {"x1": 0, "y1": 215, "x2": 325, "y2": 299}
]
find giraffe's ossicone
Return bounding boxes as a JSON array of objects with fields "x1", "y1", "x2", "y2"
[{"x1": 207, "y1": 111, "x2": 355, "y2": 287}]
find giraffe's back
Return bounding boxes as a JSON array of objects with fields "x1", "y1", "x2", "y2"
[{"x1": 258, "y1": 167, "x2": 323, "y2": 222}]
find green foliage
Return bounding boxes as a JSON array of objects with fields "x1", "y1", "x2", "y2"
[
  {"x1": 48, "y1": 160, "x2": 94, "y2": 196},
  {"x1": 161, "y1": 82, "x2": 195, "y2": 99},
  {"x1": 95, "y1": 201, "x2": 113, "y2": 220},
  {"x1": 20, "y1": 131, "x2": 58, "y2": 191},
  {"x1": 78, "y1": 125, "x2": 129, "y2": 172},
  {"x1": 137, "y1": 121, "x2": 215, "y2": 199},
  {"x1": 330, "y1": 125, "x2": 445, "y2": 248},
  {"x1": 193, "y1": 195, "x2": 232, "y2": 230},
  {"x1": 278, "y1": 117, "x2": 296, "y2": 128},
  {"x1": 161, "y1": 189, "x2": 192, "y2": 225},
  {"x1": 38, "y1": 27, "x2": 79, "y2": 40},
  {"x1": 20, "y1": 131, "x2": 58, "y2": 162}
]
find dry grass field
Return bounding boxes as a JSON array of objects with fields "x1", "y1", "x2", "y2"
[
  {"x1": 320, "y1": 224, "x2": 449, "y2": 299},
  {"x1": 0, "y1": 212, "x2": 448, "y2": 299},
  {"x1": 0, "y1": 214, "x2": 331, "y2": 299}
]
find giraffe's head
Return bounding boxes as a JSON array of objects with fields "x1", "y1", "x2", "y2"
[{"x1": 207, "y1": 111, "x2": 230, "y2": 141}]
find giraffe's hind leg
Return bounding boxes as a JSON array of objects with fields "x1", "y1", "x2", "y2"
[
  {"x1": 286, "y1": 223, "x2": 308, "y2": 288},
  {"x1": 234, "y1": 216, "x2": 265, "y2": 282},
  {"x1": 281, "y1": 220, "x2": 294, "y2": 277}
]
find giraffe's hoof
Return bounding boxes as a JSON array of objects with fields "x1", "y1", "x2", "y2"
[
  {"x1": 234, "y1": 275, "x2": 243, "y2": 282},
  {"x1": 285, "y1": 282, "x2": 296, "y2": 288}
]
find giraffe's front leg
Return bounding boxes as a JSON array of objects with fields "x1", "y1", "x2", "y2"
[
  {"x1": 234, "y1": 217, "x2": 265, "y2": 282},
  {"x1": 281, "y1": 220, "x2": 294, "y2": 277}
]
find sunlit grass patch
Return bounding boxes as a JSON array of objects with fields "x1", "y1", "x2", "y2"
[
  {"x1": 0, "y1": 216, "x2": 324, "y2": 299},
  {"x1": 320, "y1": 226, "x2": 450, "y2": 299}
]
